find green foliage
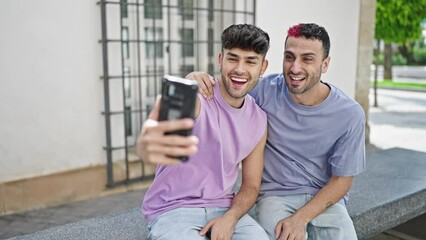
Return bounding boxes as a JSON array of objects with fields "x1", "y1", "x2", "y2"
[
  {"x1": 371, "y1": 80, "x2": 426, "y2": 90},
  {"x1": 413, "y1": 47, "x2": 426, "y2": 64},
  {"x1": 392, "y1": 52, "x2": 408, "y2": 65},
  {"x1": 375, "y1": 0, "x2": 426, "y2": 44},
  {"x1": 376, "y1": 51, "x2": 407, "y2": 65}
]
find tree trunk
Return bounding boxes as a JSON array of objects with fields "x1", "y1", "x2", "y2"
[{"x1": 383, "y1": 43, "x2": 393, "y2": 81}]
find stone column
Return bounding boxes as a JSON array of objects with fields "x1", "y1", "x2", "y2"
[{"x1": 355, "y1": 0, "x2": 377, "y2": 143}]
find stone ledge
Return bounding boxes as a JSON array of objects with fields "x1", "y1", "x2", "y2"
[
  {"x1": 7, "y1": 208, "x2": 147, "y2": 240},
  {"x1": 348, "y1": 148, "x2": 426, "y2": 239}
]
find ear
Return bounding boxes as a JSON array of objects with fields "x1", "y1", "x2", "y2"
[
  {"x1": 218, "y1": 52, "x2": 223, "y2": 68},
  {"x1": 321, "y1": 56, "x2": 331, "y2": 73},
  {"x1": 260, "y1": 59, "x2": 269, "y2": 76}
]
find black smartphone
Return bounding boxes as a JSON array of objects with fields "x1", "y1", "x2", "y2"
[
  {"x1": 158, "y1": 75, "x2": 198, "y2": 127},
  {"x1": 158, "y1": 75, "x2": 198, "y2": 160}
]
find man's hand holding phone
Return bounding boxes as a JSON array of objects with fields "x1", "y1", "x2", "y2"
[{"x1": 136, "y1": 97, "x2": 199, "y2": 165}]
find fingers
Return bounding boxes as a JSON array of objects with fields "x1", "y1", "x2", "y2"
[
  {"x1": 199, "y1": 221, "x2": 214, "y2": 236},
  {"x1": 155, "y1": 117, "x2": 194, "y2": 132},
  {"x1": 137, "y1": 118, "x2": 199, "y2": 165},
  {"x1": 185, "y1": 72, "x2": 215, "y2": 100},
  {"x1": 197, "y1": 77, "x2": 211, "y2": 99},
  {"x1": 208, "y1": 74, "x2": 215, "y2": 85},
  {"x1": 145, "y1": 154, "x2": 183, "y2": 166},
  {"x1": 138, "y1": 134, "x2": 198, "y2": 165},
  {"x1": 199, "y1": 75, "x2": 215, "y2": 100},
  {"x1": 275, "y1": 222, "x2": 291, "y2": 240},
  {"x1": 142, "y1": 135, "x2": 198, "y2": 155},
  {"x1": 274, "y1": 221, "x2": 305, "y2": 240},
  {"x1": 275, "y1": 222, "x2": 284, "y2": 240},
  {"x1": 147, "y1": 95, "x2": 161, "y2": 120}
]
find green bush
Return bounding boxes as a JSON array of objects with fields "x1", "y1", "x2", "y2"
[
  {"x1": 392, "y1": 52, "x2": 408, "y2": 65},
  {"x1": 413, "y1": 47, "x2": 426, "y2": 65},
  {"x1": 375, "y1": 52, "x2": 407, "y2": 65}
]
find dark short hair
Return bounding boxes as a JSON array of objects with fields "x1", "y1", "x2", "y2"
[
  {"x1": 221, "y1": 24, "x2": 270, "y2": 57},
  {"x1": 286, "y1": 23, "x2": 330, "y2": 59}
]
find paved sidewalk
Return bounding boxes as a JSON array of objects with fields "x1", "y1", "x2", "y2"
[
  {"x1": 368, "y1": 88, "x2": 426, "y2": 240},
  {"x1": 1, "y1": 88, "x2": 425, "y2": 240}
]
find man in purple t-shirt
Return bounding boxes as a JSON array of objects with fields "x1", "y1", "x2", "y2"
[{"x1": 137, "y1": 24, "x2": 270, "y2": 240}]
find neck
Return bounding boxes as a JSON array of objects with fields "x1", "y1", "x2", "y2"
[
  {"x1": 218, "y1": 78, "x2": 245, "y2": 108},
  {"x1": 290, "y1": 81, "x2": 330, "y2": 106}
]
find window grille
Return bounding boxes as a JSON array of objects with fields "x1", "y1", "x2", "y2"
[{"x1": 99, "y1": 0, "x2": 256, "y2": 187}]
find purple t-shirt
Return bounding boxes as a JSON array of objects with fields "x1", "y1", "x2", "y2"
[
  {"x1": 142, "y1": 81, "x2": 267, "y2": 222},
  {"x1": 250, "y1": 73, "x2": 366, "y2": 205}
]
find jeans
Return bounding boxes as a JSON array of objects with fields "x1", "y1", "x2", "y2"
[
  {"x1": 255, "y1": 195, "x2": 358, "y2": 240},
  {"x1": 148, "y1": 207, "x2": 268, "y2": 240}
]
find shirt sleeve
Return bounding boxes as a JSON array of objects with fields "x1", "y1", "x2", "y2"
[
  {"x1": 249, "y1": 79, "x2": 261, "y2": 102},
  {"x1": 249, "y1": 73, "x2": 280, "y2": 106},
  {"x1": 330, "y1": 108, "x2": 366, "y2": 177}
]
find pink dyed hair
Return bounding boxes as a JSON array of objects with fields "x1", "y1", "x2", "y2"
[{"x1": 287, "y1": 24, "x2": 304, "y2": 37}]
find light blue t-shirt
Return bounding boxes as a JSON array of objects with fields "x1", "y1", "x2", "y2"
[
  {"x1": 250, "y1": 73, "x2": 366, "y2": 204},
  {"x1": 142, "y1": 81, "x2": 267, "y2": 222}
]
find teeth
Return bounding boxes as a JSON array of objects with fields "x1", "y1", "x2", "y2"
[
  {"x1": 231, "y1": 77, "x2": 247, "y2": 83},
  {"x1": 291, "y1": 76, "x2": 304, "y2": 81}
]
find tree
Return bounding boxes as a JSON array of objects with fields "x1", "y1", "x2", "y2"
[{"x1": 375, "y1": 0, "x2": 426, "y2": 81}]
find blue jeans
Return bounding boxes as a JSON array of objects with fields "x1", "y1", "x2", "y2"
[
  {"x1": 148, "y1": 207, "x2": 268, "y2": 240},
  {"x1": 255, "y1": 195, "x2": 357, "y2": 240}
]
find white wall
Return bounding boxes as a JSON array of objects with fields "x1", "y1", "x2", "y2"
[
  {"x1": 257, "y1": 0, "x2": 361, "y2": 97},
  {"x1": 0, "y1": 0, "x2": 104, "y2": 182}
]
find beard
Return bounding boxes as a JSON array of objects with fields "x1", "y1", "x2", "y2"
[
  {"x1": 286, "y1": 75, "x2": 321, "y2": 94},
  {"x1": 221, "y1": 72, "x2": 257, "y2": 99},
  {"x1": 285, "y1": 66, "x2": 323, "y2": 95}
]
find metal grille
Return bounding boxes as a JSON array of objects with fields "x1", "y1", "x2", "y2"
[{"x1": 99, "y1": 0, "x2": 256, "y2": 187}]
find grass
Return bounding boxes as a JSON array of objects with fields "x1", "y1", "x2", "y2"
[{"x1": 371, "y1": 80, "x2": 426, "y2": 90}]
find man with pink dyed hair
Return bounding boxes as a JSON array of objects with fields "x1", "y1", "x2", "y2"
[{"x1": 187, "y1": 23, "x2": 365, "y2": 240}]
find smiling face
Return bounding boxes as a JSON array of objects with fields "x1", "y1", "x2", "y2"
[
  {"x1": 219, "y1": 48, "x2": 268, "y2": 107},
  {"x1": 283, "y1": 36, "x2": 330, "y2": 96}
]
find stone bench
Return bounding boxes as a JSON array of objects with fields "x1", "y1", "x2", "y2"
[
  {"x1": 8, "y1": 148, "x2": 426, "y2": 240},
  {"x1": 347, "y1": 147, "x2": 426, "y2": 239}
]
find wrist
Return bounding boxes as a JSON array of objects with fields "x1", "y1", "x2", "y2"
[
  {"x1": 293, "y1": 209, "x2": 312, "y2": 225},
  {"x1": 223, "y1": 210, "x2": 239, "y2": 223}
]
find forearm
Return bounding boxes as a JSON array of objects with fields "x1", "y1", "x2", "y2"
[
  {"x1": 218, "y1": 128, "x2": 266, "y2": 224},
  {"x1": 293, "y1": 175, "x2": 353, "y2": 223},
  {"x1": 224, "y1": 130, "x2": 267, "y2": 221},
  {"x1": 224, "y1": 184, "x2": 259, "y2": 221}
]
